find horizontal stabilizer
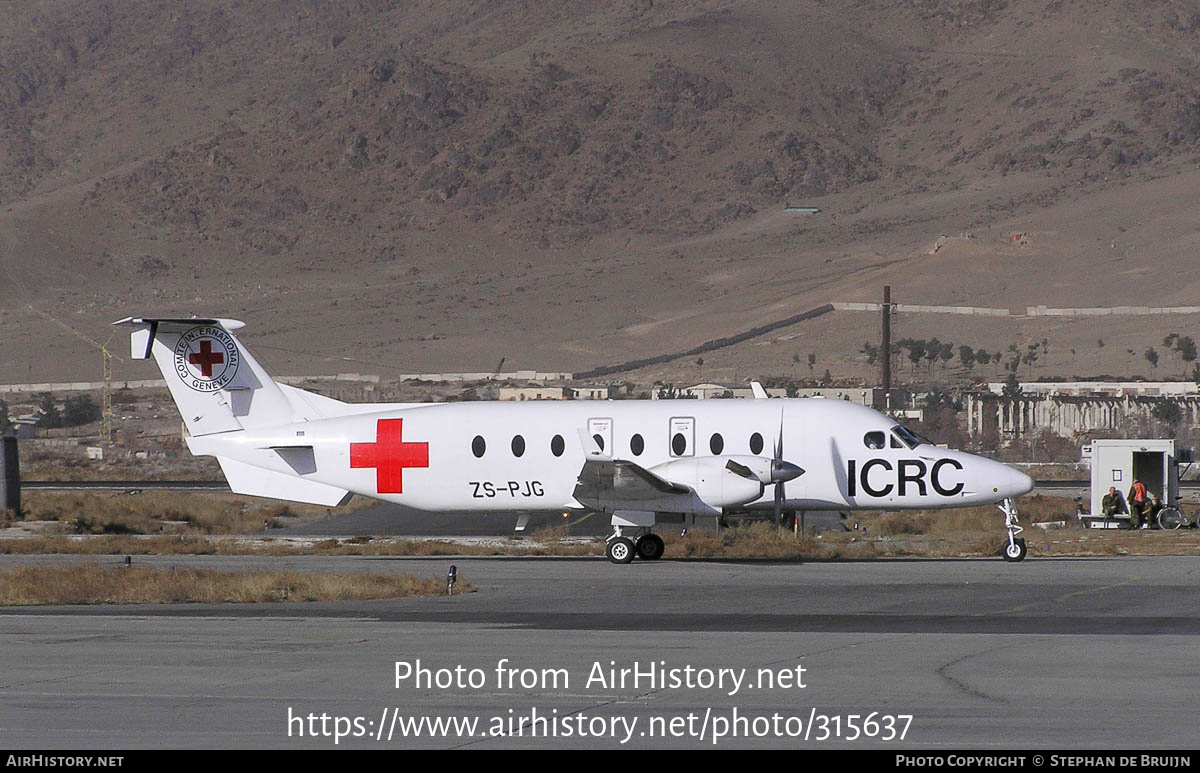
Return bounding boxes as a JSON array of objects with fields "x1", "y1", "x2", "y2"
[{"x1": 217, "y1": 456, "x2": 350, "y2": 507}]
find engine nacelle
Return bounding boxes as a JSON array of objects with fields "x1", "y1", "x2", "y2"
[{"x1": 649, "y1": 456, "x2": 765, "y2": 509}]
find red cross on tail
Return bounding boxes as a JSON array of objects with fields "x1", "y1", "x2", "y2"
[
  {"x1": 188, "y1": 339, "x2": 225, "y2": 377},
  {"x1": 349, "y1": 418, "x2": 429, "y2": 494}
]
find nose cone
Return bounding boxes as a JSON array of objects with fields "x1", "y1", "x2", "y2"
[
  {"x1": 771, "y1": 460, "x2": 805, "y2": 483},
  {"x1": 998, "y1": 463, "x2": 1034, "y2": 498}
]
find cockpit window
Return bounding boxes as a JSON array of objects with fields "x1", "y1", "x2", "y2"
[
  {"x1": 864, "y1": 431, "x2": 885, "y2": 449},
  {"x1": 891, "y1": 425, "x2": 924, "y2": 449}
]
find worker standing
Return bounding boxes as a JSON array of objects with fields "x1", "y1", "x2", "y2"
[{"x1": 1128, "y1": 479, "x2": 1148, "y2": 529}]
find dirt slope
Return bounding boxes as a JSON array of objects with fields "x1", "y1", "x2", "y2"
[{"x1": 1, "y1": 1, "x2": 1199, "y2": 382}]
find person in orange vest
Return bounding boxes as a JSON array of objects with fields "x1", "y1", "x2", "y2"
[{"x1": 1128, "y1": 479, "x2": 1149, "y2": 529}]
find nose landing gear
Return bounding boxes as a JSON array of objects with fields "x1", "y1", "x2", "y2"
[{"x1": 999, "y1": 497, "x2": 1027, "y2": 562}]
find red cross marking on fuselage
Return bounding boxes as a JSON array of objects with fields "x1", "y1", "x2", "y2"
[
  {"x1": 349, "y1": 418, "x2": 429, "y2": 494},
  {"x1": 188, "y1": 339, "x2": 225, "y2": 378}
]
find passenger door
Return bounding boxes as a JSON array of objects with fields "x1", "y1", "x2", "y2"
[
  {"x1": 669, "y1": 416, "x2": 695, "y2": 457},
  {"x1": 587, "y1": 417, "x2": 613, "y2": 456}
]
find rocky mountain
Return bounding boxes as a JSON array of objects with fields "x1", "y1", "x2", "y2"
[{"x1": 2, "y1": 0, "x2": 1199, "y2": 382}]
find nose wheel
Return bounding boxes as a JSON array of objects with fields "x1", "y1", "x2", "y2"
[
  {"x1": 999, "y1": 497, "x2": 1027, "y2": 562},
  {"x1": 1002, "y1": 537, "x2": 1027, "y2": 562}
]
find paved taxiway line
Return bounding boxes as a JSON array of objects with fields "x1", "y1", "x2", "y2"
[{"x1": 1, "y1": 555, "x2": 1198, "y2": 748}]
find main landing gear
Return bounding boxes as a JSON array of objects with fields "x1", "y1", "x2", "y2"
[
  {"x1": 605, "y1": 526, "x2": 665, "y2": 564},
  {"x1": 999, "y1": 496, "x2": 1027, "y2": 562}
]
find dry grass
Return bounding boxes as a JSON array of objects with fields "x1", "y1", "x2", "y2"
[
  {"x1": 0, "y1": 534, "x2": 599, "y2": 557},
  {"x1": 0, "y1": 563, "x2": 470, "y2": 605},
  {"x1": 3, "y1": 494, "x2": 1197, "y2": 560},
  {"x1": 14, "y1": 491, "x2": 371, "y2": 535},
  {"x1": 667, "y1": 522, "x2": 822, "y2": 559}
]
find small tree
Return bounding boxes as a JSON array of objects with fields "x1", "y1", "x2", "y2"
[
  {"x1": 1002, "y1": 372, "x2": 1022, "y2": 398},
  {"x1": 924, "y1": 337, "x2": 942, "y2": 370},
  {"x1": 1152, "y1": 400, "x2": 1181, "y2": 430},
  {"x1": 807, "y1": 353, "x2": 816, "y2": 375},
  {"x1": 38, "y1": 393, "x2": 61, "y2": 429},
  {"x1": 958, "y1": 345, "x2": 976, "y2": 370},
  {"x1": 905, "y1": 340, "x2": 925, "y2": 372},
  {"x1": 939, "y1": 341, "x2": 954, "y2": 370},
  {"x1": 1177, "y1": 336, "x2": 1197, "y2": 372},
  {"x1": 1145, "y1": 347, "x2": 1159, "y2": 369},
  {"x1": 62, "y1": 395, "x2": 101, "y2": 427}
]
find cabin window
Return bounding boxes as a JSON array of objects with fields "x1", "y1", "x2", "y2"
[
  {"x1": 550, "y1": 434, "x2": 565, "y2": 457},
  {"x1": 864, "y1": 431, "x2": 885, "y2": 450},
  {"x1": 710, "y1": 433, "x2": 724, "y2": 455},
  {"x1": 511, "y1": 435, "x2": 526, "y2": 457},
  {"x1": 749, "y1": 432, "x2": 764, "y2": 455},
  {"x1": 630, "y1": 433, "x2": 645, "y2": 456},
  {"x1": 472, "y1": 435, "x2": 486, "y2": 458},
  {"x1": 892, "y1": 425, "x2": 923, "y2": 449},
  {"x1": 672, "y1": 432, "x2": 687, "y2": 456}
]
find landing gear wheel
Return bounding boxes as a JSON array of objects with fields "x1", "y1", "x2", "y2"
[
  {"x1": 998, "y1": 497, "x2": 1026, "y2": 564},
  {"x1": 606, "y1": 537, "x2": 635, "y2": 564},
  {"x1": 1002, "y1": 537, "x2": 1027, "y2": 562},
  {"x1": 635, "y1": 534, "x2": 665, "y2": 561}
]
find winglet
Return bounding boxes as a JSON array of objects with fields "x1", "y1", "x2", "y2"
[{"x1": 749, "y1": 381, "x2": 769, "y2": 399}]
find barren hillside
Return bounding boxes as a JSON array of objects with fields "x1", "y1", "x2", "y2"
[{"x1": 2, "y1": 0, "x2": 1199, "y2": 383}]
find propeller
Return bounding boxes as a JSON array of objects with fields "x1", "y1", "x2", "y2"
[{"x1": 771, "y1": 405, "x2": 804, "y2": 524}]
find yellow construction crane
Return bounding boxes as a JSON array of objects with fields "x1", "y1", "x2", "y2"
[{"x1": 27, "y1": 305, "x2": 124, "y2": 447}]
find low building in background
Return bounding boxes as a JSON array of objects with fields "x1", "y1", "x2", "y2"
[
  {"x1": 497, "y1": 386, "x2": 566, "y2": 401},
  {"x1": 967, "y1": 381, "x2": 1200, "y2": 438}
]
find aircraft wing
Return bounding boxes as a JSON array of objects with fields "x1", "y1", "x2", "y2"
[{"x1": 572, "y1": 457, "x2": 692, "y2": 508}]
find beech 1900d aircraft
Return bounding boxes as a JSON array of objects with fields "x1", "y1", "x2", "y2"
[{"x1": 116, "y1": 317, "x2": 1034, "y2": 563}]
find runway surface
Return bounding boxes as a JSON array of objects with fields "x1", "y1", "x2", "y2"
[{"x1": 2, "y1": 554, "x2": 1199, "y2": 749}]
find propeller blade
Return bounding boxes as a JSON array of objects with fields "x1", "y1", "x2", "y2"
[
  {"x1": 774, "y1": 405, "x2": 784, "y2": 461},
  {"x1": 773, "y1": 404, "x2": 787, "y2": 524}
]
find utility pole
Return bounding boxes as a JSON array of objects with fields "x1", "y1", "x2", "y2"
[{"x1": 881, "y1": 285, "x2": 892, "y2": 412}]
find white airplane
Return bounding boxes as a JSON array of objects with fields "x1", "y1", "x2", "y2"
[{"x1": 116, "y1": 317, "x2": 1035, "y2": 563}]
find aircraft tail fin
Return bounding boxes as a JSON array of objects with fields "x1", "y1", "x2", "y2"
[{"x1": 114, "y1": 317, "x2": 323, "y2": 436}]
